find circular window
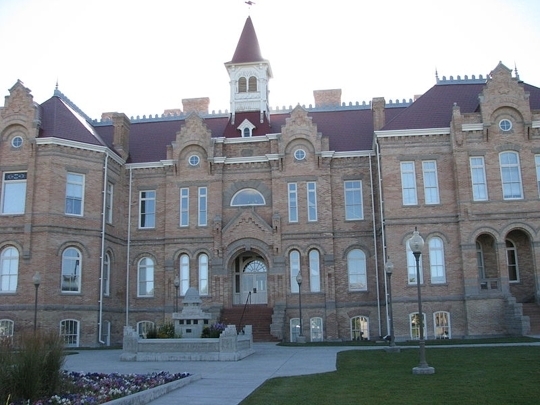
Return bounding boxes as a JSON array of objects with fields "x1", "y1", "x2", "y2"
[
  {"x1": 499, "y1": 119, "x2": 512, "y2": 132},
  {"x1": 188, "y1": 155, "x2": 200, "y2": 166},
  {"x1": 294, "y1": 149, "x2": 306, "y2": 161},
  {"x1": 11, "y1": 136, "x2": 23, "y2": 148}
]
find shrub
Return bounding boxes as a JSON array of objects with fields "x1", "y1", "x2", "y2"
[
  {"x1": 201, "y1": 322, "x2": 226, "y2": 338},
  {"x1": 157, "y1": 322, "x2": 176, "y2": 338}
]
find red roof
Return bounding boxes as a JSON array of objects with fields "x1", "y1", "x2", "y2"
[{"x1": 227, "y1": 16, "x2": 264, "y2": 64}]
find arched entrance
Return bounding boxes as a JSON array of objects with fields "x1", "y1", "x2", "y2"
[{"x1": 233, "y1": 252, "x2": 268, "y2": 305}]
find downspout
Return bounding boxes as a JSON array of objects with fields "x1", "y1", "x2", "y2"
[
  {"x1": 125, "y1": 167, "x2": 133, "y2": 327},
  {"x1": 376, "y1": 140, "x2": 390, "y2": 336},
  {"x1": 369, "y1": 154, "x2": 382, "y2": 337},
  {"x1": 98, "y1": 152, "x2": 109, "y2": 344}
]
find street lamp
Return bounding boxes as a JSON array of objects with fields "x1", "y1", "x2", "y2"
[
  {"x1": 385, "y1": 258, "x2": 399, "y2": 352},
  {"x1": 173, "y1": 276, "x2": 180, "y2": 313},
  {"x1": 296, "y1": 272, "x2": 306, "y2": 343},
  {"x1": 408, "y1": 227, "x2": 435, "y2": 374},
  {"x1": 32, "y1": 272, "x2": 41, "y2": 333}
]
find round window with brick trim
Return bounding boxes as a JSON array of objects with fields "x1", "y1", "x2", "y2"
[
  {"x1": 499, "y1": 119, "x2": 512, "y2": 132},
  {"x1": 11, "y1": 136, "x2": 23, "y2": 148},
  {"x1": 188, "y1": 155, "x2": 200, "y2": 166},
  {"x1": 294, "y1": 149, "x2": 306, "y2": 161}
]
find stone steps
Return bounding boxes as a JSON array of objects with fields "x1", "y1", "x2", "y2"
[{"x1": 221, "y1": 305, "x2": 279, "y2": 342}]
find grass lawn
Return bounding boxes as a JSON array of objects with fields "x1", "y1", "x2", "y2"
[{"x1": 240, "y1": 345, "x2": 540, "y2": 405}]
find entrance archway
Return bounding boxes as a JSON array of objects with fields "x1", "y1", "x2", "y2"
[{"x1": 233, "y1": 253, "x2": 268, "y2": 305}]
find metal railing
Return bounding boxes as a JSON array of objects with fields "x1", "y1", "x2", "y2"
[{"x1": 238, "y1": 291, "x2": 251, "y2": 335}]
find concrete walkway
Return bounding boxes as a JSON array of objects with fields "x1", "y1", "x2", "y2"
[{"x1": 63, "y1": 341, "x2": 540, "y2": 405}]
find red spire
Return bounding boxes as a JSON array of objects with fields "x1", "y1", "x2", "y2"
[{"x1": 228, "y1": 16, "x2": 264, "y2": 64}]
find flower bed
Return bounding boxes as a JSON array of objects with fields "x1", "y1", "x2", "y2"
[{"x1": 8, "y1": 370, "x2": 191, "y2": 405}]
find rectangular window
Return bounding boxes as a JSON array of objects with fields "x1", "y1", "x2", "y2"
[
  {"x1": 400, "y1": 162, "x2": 417, "y2": 205},
  {"x1": 470, "y1": 157, "x2": 488, "y2": 201},
  {"x1": 535, "y1": 155, "x2": 540, "y2": 198},
  {"x1": 180, "y1": 188, "x2": 189, "y2": 227},
  {"x1": 65, "y1": 173, "x2": 84, "y2": 216},
  {"x1": 198, "y1": 187, "x2": 207, "y2": 226},
  {"x1": 198, "y1": 254, "x2": 208, "y2": 295},
  {"x1": 105, "y1": 182, "x2": 113, "y2": 224},
  {"x1": 500, "y1": 152, "x2": 523, "y2": 199},
  {"x1": 344, "y1": 180, "x2": 362, "y2": 220},
  {"x1": 139, "y1": 190, "x2": 156, "y2": 228},
  {"x1": 307, "y1": 182, "x2": 317, "y2": 222},
  {"x1": 422, "y1": 161, "x2": 440, "y2": 204},
  {"x1": 1, "y1": 172, "x2": 27, "y2": 214},
  {"x1": 288, "y1": 183, "x2": 298, "y2": 223}
]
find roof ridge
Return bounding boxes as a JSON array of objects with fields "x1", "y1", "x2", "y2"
[{"x1": 53, "y1": 88, "x2": 94, "y2": 122}]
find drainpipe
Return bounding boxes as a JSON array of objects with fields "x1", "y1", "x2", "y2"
[
  {"x1": 98, "y1": 152, "x2": 109, "y2": 344},
  {"x1": 369, "y1": 154, "x2": 382, "y2": 337},
  {"x1": 126, "y1": 167, "x2": 133, "y2": 327},
  {"x1": 376, "y1": 140, "x2": 390, "y2": 336}
]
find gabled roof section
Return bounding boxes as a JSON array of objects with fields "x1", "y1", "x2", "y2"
[{"x1": 228, "y1": 16, "x2": 264, "y2": 64}]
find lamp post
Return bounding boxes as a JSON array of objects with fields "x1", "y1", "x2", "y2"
[
  {"x1": 385, "y1": 258, "x2": 399, "y2": 352},
  {"x1": 296, "y1": 272, "x2": 306, "y2": 343},
  {"x1": 408, "y1": 227, "x2": 435, "y2": 374},
  {"x1": 32, "y1": 272, "x2": 41, "y2": 333},
  {"x1": 173, "y1": 276, "x2": 180, "y2": 313}
]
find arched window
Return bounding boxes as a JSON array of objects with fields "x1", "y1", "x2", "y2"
[
  {"x1": 180, "y1": 254, "x2": 190, "y2": 296},
  {"x1": 290, "y1": 318, "x2": 300, "y2": 343},
  {"x1": 102, "y1": 252, "x2": 110, "y2": 296},
  {"x1": 1, "y1": 246, "x2": 19, "y2": 292},
  {"x1": 407, "y1": 242, "x2": 423, "y2": 284},
  {"x1": 476, "y1": 241, "x2": 485, "y2": 279},
  {"x1": 137, "y1": 321, "x2": 155, "y2": 339},
  {"x1": 231, "y1": 188, "x2": 265, "y2": 206},
  {"x1": 506, "y1": 239, "x2": 519, "y2": 282},
  {"x1": 409, "y1": 312, "x2": 427, "y2": 340},
  {"x1": 137, "y1": 257, "x2": 154, "y2": 297},
  {"x1": 434, "y1": 311, "x2": 451, "y2": 339},
  {"x1": 347, "y1": 249, "x2": 367, "y2": 291},
  {"x1": 60, "y1": 319, "x2": 79, "y2": 347},
  {"x1": 428, "y1": 237, "x2": 446, "y2": 283},
  {"x1": 61, "y1": 248, "x2": 81, "y2": 292},
  {"x1": 310, "y1": 317, "x2": 323, "y2": 342},
  {"x1": 351, "y1": 316, "x2": 369, "y2": 341},
  {"x1": 0, "y1": 319, "x2": 14, "y2": 338},
  {"x1": 199, "y1": 254, "x2": 208, "y2": 295},
  {"x1": 499, "y1": 151, "x2": 523, "y2": 199},
  {"x1": 309, "y1": 250, "x2": 320, "y2": 292},
  {"x1": 289, "y1": 250, "x2": 300, "y2": 293},
  {"x1": 238, "y1": 77, "x2": 247, "y2": 93},
  {"x1": 248, "y1": 76, "x2": 257, "y2": 92}
]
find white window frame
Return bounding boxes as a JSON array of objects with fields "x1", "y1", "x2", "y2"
[
  {"x1": 60, "y1": 319, "x2": 80, "y2": 347},
  {"x1": 429, "y1": 237, "x2": 446, "y2": 284},
  {"x1": 102, "y1": 252, "x2": 110, "y2": 296},
  {"x1": 65, "y1": 172, "x2": 85, "y2": 216},
  {"x1": 409, "y1": 312, "x2": 427, "y2": 340},
  {"x1": 180, "y1": 254, "x2": 190, "y2": 296},
  {"x1": 307, "y1": 182, "x2": 317, "y2": 221},
  {"x1": 347, "y1": 249, "x2": 367, "y2": 291},
  {"x1": 290, "y1": 250, "x2": 300, "y2": 293},
  {"x1": 101, "y1": 320, "x2": 111, "y2": 346},
  {"x1": 105, "y1": 182, "x2": 113, "y2": 224},
  {"x1": 310, "y1": 317, "x2": 324, "y2": 342},
  {"x1": 434, "y1": 311, "x2": 451, "y2": 339},
  {"x1": 0, "y1": 319, "x2": 14, "y2": 338},
  {"x1": 400, "y1": 161, "x2": 418, "y2": 205},
  {"x1": 351, "y1": 316, "x2": 369, "y2": 341},
  {"x1": 1, "y1": 172, "x2": 27, "y2": 215},
  {"x1": 231, "y1": 188, "x2": 265, "y2": 206},
  {"x1": 0, "y1": 246, "x2": 19, "y2": 292},
  {"x1": 198, "y1": 187, "x2": 207, "y2": 227},
  {"x1": 288, "y1": 183, "x2": 298, "y2": 223},
  {"x1": 180, "y1": 188, "x2": 189, "y2": 227},
  {"x1": 61, "y1": 248, "x2": 81, "y2": 293},
  {"x1": 535, "y1": 155, "x2": 540, "y2": 198},
  {"x1": 407, "y1": 243, "x2": 423, "y2": 284},
  {"x1": 499, "y1": 151, "x2": 523, "y2": 200},
  {"x1": 137, "y1": 320, "x2": 155, "y2": 338},
  {"x1": 137, "y1": 257, "x2": 154, "y2": 297},
  {"x1": 506, "y1": 239, "x2": 519, "y2": 282},
  {"x1": 290, "y1": 318, "x2": 300, "y2": 343},
  {"x1": 139, "y1": 190, "x2": 156, "y2": 228},
  {"x1": 198, "y1": 253, "x2": 209, "y2": 295},
  {"x1": 422, "y1": 160, "x2": 440, "y2": 204},
  {"x1": 309, "y1": 249, "x2": 320, "y2": 292},
  {"x1": 476, "y1": 241, "x2": 486, "y2": 279},
  {"x1": 344, "y1": 180, "x2": 363, "y2": 220},
  {"x1": 470, "y1": 156, "x2": 488, "y2": 201}
]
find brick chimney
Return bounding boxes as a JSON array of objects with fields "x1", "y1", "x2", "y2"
[
  {"x1": 313, "y1": 89, "x2": 342, "y2": 108},
  {"x1": 182, "y1": 98, "x2": 210, "y2": 115},
  {"x1": 112, "y1": 113, "x2": 130, "y2": 160},
  {"x1": 372, "y1": 97, "x2": 386, "y2": 131}
]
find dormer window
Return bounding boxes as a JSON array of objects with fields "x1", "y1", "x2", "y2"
[
  {"x1": 237, "y1": 76, "x2": 258, "y2": 93},
  {"x1": 248, "y1": 76, "x2": 257, "y2": 92},
  {"x1": 238, "y1": 119, "x2": 256, "y2": 137},
  {"x1": 238, "y1": 77, "x2": 247, "y2": 93}
]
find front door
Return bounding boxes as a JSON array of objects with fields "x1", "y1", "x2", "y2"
[{"x1": 235, "y1": 256, "x2": 268, "y2": 305}]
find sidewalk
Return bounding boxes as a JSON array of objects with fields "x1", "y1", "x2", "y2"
[{"x1": 63, "y1": 341, "x2": 540, "y2": 405}]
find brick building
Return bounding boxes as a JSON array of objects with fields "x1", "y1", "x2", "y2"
[{"x1": 1, "y1": 17, "x2": 539, "y2": 346}]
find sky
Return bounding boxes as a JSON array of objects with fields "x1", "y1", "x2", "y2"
[{"x1": 1, "y1": 0, "x2": 540, "y2": 121}]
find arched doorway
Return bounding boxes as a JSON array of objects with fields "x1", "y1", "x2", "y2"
[{"x1": 233, "y1": 252, "x2": 268, "y2": 305}]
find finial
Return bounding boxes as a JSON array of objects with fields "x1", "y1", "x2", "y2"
[
  {"x1": 435, "y1": 68, "x2": 439, "y2": 83},
  {"x1": 514, "y1": 62, "x2": 520, "y2": 81},
  {"x1": 55, "y1": 79, "x2": 59, "y2": 90}
]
